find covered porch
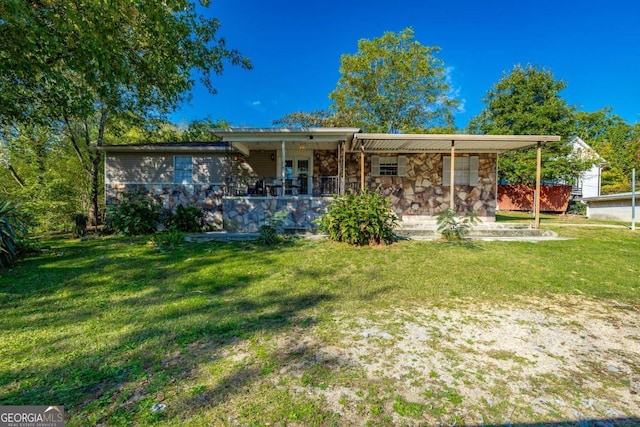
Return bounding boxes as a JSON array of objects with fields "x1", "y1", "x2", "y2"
[
  {"x1": 215, "y1": 127, "x2": 359, "y2": 233},
  {"x1": 215, "y1": 128, "x2": 561, "y2": 232},
  {"x1": 216, "y1": 127, "x2": 360, "y2": 197},
  {"x1": 350, "y1": 133, "x2": 561, "y2": 227}
]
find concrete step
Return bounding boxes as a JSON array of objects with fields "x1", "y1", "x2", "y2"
[{"x1": 396, "y1": 229, "x2": 439, "y2": 238}]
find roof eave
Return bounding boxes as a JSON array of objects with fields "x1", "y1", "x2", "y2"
[
  {"x1": 99, "y1": 144, "x2": 236, "y2": 153},
  {"x1": 212, "y1": 127, "x2": 361, "y2": 145}
]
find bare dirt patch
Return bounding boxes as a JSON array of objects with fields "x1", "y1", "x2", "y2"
[{"x1": 262, "y1": 295, "x2": 640, "y2": 426}]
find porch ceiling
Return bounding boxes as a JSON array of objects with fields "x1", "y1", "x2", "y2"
[{"x1": 351, "y1": 133, "x2": 562, "y2": 153}]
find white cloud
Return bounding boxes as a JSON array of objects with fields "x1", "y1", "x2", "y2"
[
  {"x1": 443, "y1": 66, "x2": 465, "y2": 114},
  {"x1": 246, "y1": 99, "x2": 266, "y2": 113},
  {"x1": 457, "y1": 98, "x2": 467, "y2": 114}
]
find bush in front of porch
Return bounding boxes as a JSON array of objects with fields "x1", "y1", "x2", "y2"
[{"x1": 316, "y1": 190, "x2": 398, "y2": 246}]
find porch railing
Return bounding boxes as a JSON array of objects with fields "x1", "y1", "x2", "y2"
[
  {"x1": 312, "y1": 176, "x2": 340, "y2": 196},
  {"x1": 226, "y1": 176, "x2": 343, "y2": 197}
]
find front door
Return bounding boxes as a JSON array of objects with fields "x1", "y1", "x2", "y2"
[{"x1": 285, "y1": 158, "x2": 310, "y2": 195}]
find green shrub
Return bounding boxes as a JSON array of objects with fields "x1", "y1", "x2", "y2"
[
  {"x1": 436, "y1": 208, "x2": 480, "y2": 241},
  {"x1": 166, "y1": 204, "x2": 204, "y2": 233},
  {"x1": 106, "y1": 192, "x2": 161, "y2": 236},
  {"x1": 258, "y1": 224, "x2": 281, "y2": 245},
  {"x1": 316, "y1": 190, "x2": 398, "y2": 246},
  {"x1": 258, "y1": 210, "x2": 288, "y2": 245},
  {"x1": 0, "y1": 197, "x2": 27, "y2": 268},
  {"x1": 566, "y1": 200, "x2": 587, "y2": 216},
  {"x1": 149, "y1": 227, "x2": 186, "y2": 248}
]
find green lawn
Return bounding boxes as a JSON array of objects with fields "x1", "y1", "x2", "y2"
[{"x1": 0, "y1": 227, "x2": 638, "y2": 426}]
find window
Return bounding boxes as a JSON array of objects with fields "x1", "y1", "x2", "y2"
[
  {"x1": 371, "y1": 155, "x2": 406, "y2": 176},
  {"x1": 174, "y1": 155, "x2": 193, "y2": 184},
  {"x1": 443, "y1": 156, "x2": 479, "y2": 186}
]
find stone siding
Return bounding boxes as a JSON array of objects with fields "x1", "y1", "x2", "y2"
[
  {"x1": 311, "y1": 150, "x2": 340, "y2": 196},
  {"x1": 343, "y1": 153, "x2": 497, "y2": 219},
  {"x1": 105, "y1": 183, "x2": 224, "y2": 229},
  {"x1": 313, "y1": 150, "x2": 339, "y2": 176},
  {"x1": 222, "y1": 196, "x2": 333, "y2": 233},
  {"x1": 106, "y1": 151, "x2": 498, "y2": 233}
]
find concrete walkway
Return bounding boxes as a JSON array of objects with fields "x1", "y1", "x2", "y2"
[
  {"x1": 540, "y1": 222, "x2": 630, "y2": 229},
  {"x1": 184, "y1": 220, "x2": 631, "y2": 244},
  {"x1": 185, "y1": 230, "x2": 571, "y2": 243},
  {"x1": 185, "y1": 232, "x2": 260, "y2": 243}
]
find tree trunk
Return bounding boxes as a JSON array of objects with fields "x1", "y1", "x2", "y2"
[
  {"x1": 89, "y1": 153, "x2": 102, "y2": 228},
  {"x1": 64, "y1": 112, "x2": 107, "y2": 229},
  {"x1": 34, "y1": 134, "x2": 47, "y2": 186},
  {"x1": 89, "y1": 112, "x2": 107, "y2": 228}
]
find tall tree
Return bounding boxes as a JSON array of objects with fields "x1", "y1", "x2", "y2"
[
  {"x1": 571, "y1": 107, "x2": 628, "y2": 145},
  {"x1": 0, "y1": 124, "x2": 86, "y2": 232},
  {"x1": 0, "y1": 1, "x2": 251, "y2": 125},
  {"x1": 559, "y1": 107, "x2": 640, "y2": 193},
  {"x1": 0, "y1": 1, "x2": 251, "y2": 225},
  {"x1": 272, "y1": 110, "x2": 354, "y2": 128},
  {"x1": 468, "y1": 64, "x2": 587, "y2": 184},
  {"x1": 328, "y1": 28, "x2": 459, "y2": 133}
]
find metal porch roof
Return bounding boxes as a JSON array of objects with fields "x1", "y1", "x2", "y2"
[{"x1": 351, "y1": 133, "x2": 562, "y2": 153}]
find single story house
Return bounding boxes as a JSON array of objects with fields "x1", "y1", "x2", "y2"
[{"x1": 102, "y1": 128, "x2": 560, "y2": 232}]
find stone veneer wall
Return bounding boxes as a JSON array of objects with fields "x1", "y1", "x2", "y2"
[
  {"x1": 344, "y1": 152, "x2": 497, "y2": 219},
  {"x1": 311, "y1": 150, "x2": 340, "y2": 196},
  {"x1": 222, "y1": 196, "x2": 333, "y2": 233},
  {"x1": 313, "y1": 150, "x2": 339, "y2": 176},
  {"x1": 105, "y1": 183, "x2": 224, "y2": 229},
  {"x1": 106, "y1": 151, "x2": 498, "y2": 233}
]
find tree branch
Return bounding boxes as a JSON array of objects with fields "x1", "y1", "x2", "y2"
[
  {"x1": 96, "y1": 110, "x2": 108, "y2": 147},
  {"x1": 7, "y1": 164, "x2": 25, "y2": 187},
  {"x1": 63, "y1": 114, "x2": 90, "y2": 173}
]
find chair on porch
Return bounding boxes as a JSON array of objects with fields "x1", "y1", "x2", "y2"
[
  {"x1": 253, "y1": 179, "x2": 265, "y2": 196},
  {"x1": 269, "y1": 179, "x2": 283, "y2": 196}
]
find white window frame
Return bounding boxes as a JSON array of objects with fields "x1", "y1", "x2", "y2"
[
  {"x1": 174, "y1": 155, "x2": 193, "y2": 184},
  {"x1": 371, "y1": 155, "x2": 407, "y2": 177},
  {"x1": 443, "y1": 156, "x2": 479, "y2": 186}
]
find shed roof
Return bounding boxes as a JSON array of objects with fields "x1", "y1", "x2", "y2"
[{"x1": 583, "y1": 192, "x2": 635, "y2": 202}]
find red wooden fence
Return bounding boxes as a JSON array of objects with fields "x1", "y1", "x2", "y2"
[{"x1": 497, "y1": 184, "x2": 572, "y2": 213}]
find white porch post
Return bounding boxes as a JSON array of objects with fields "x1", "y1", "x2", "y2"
[
  {"x1": 534, "y1": 142, "x2": 542, "y2": 229},
  {"x1": 341, "y1": 141, "x2": 346, "y2": 194},
  {"x1": 360, "y1": 142, "x2": 365, "y2": 192},
  {"x1": 450, "y1": 141, "x2": 456, "y2": 210},
  {"x1": 337, "y1": 142, "x2": 342, "y2": 195},
  {"x1": 281, "y1": 140, "x2": 286, "y2": 184}
]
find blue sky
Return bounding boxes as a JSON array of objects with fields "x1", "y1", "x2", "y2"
[{"x1": 171, "y1": 0, "x2": 640, "y2": 130}]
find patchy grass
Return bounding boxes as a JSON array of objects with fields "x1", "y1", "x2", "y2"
[{"x1": 0, "y1": 228, "x2": 639, "y2": 426}]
